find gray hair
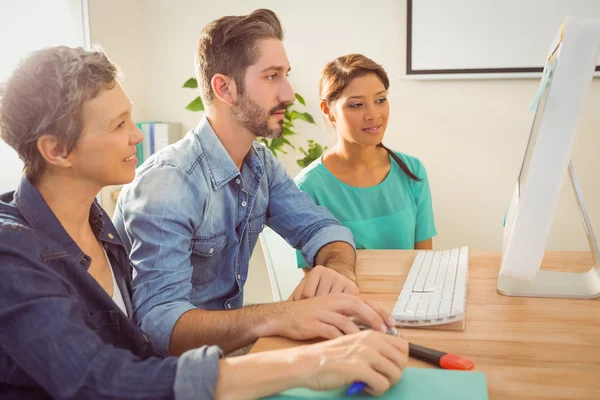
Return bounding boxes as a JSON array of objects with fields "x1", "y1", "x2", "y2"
[{"x1": 0, "y1": 46, "x2": 120, "y2": 180}]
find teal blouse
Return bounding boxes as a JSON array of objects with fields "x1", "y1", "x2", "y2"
[{"x1": 295, "y1": 151, "x2": 437, "y2": 267}]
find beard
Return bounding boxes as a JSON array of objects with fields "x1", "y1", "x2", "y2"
[{"x1": 231, "y1": 94, "x2": 288, "y2": 139}]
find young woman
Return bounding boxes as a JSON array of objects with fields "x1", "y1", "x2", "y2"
[
  {"x1": 0, "y1": 46, "x2": 408, "y2": 399},
  {"x1": 296, "y1": 54, "x2": 436, "y2": 268}
]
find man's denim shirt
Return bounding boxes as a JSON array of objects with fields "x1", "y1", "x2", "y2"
[
  {"x1": 113, "y1": 116, "x2": 355, "y2": 355},
  {"x1": 0, "y1": 179, "x2": 222, "y2": 400}
]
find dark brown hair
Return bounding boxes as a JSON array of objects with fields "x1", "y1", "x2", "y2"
[
  {"x1": 319, "y1": 54, "x2": 421, "y2": 182},
  {"x1": 195, "y1": 9, "x2": 283, "y2": 106},
  {"x1": 0, "y1": 46, "x2": 118, "y2": 180}
]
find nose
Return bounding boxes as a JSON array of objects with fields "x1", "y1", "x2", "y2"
[
  {"x1": 280, "y1": 77, "x2": 296, "y2": 105},
  {"x1": 130, "y1": 122, "x2": 144, "y2": 146},
  {"x1": 364, "y1": 103, "x2": 380, "y2": 122}
]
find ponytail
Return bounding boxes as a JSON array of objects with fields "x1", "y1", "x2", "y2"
[{"x1": 378, "y1": 143, "x2": 422, "y2": 182}]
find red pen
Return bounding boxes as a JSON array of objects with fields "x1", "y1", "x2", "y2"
[{"x1": 409, "y1": 342, "x2": 474, "y2": 370}]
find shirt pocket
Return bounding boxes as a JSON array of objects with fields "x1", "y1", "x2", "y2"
[
  {"x1": 248, "y1": 212, "x2": 266, "y2": 250},
  {"x1": 190, "y1": 232, "x2": 227, "y2": 286}
]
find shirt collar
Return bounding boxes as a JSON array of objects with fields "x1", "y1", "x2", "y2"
[
  {"x1": 194, "y1": 116, "x2": 241, "y2": 190},
  {"x1": 14, "y1": 177, "x2": 122, "y2": 262}
]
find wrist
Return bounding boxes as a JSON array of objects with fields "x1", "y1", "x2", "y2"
[
  {"x1": 253, "y1": 302, "x2": 289, "y2": 338},
  {"x1": 324, "y1": 262, "x2": 356, "y2": 282},
  {"x1": 215, "y1": 347, "x2": 308, "y2": 400}
]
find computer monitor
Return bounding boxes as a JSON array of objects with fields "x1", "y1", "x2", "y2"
[{"x1": 498, "y1": 16, "x2": 600, "y2": 299}]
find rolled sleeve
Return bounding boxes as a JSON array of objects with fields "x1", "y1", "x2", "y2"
[
  {"x1": 113, "y1": 162, "x2": 205, "y2": 356},
  {"x1": 261, "y1": 148, "x2": 355, "y2": 267},
  {"x1": 141, "y1": 301, "x2": 197, "y2": 357},
  {"x1": 174, "y1": 345, "x2": 223, "y2": 400},
  {"x1": 299, "y1": 224, "x2": 355, "y2": 267}
]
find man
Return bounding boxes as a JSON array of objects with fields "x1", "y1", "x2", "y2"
[{"x1": 113, "y1": 9, "x2": 395, "y2": 357}]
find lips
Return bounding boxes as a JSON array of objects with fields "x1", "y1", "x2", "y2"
[
  {"x1": 362, "y1": 125, "x2": 381, "y2": 134},
  {"x1": 124, "y1": 153, "x2": 136, "y2": 162}
]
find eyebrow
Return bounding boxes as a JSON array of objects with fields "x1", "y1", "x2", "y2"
[
  {"x1": 346, "y1": 90, "x2": 387, "y2": 101},
  {"x1": 109, "y1": 110, "x2": 129, "y2": 125},
  {"x1": 260, "y1": 65, "x2": 292, "y2": 73}
]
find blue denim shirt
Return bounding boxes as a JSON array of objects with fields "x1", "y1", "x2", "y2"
[
  {"x1": 0, "y1": 178, "x2": 222, "y2": 400},
  {"x1": 113, "y1": 116, "x2": 354, "y2": 355}
]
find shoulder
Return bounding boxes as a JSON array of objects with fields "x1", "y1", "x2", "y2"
[
  {"x1": 389, "y1": 150, "x2": 427, "y2": 180},
  {"x1": 122, "y1": 143, "x2": 209, "y2": 205},
  {"x1": 294, "y1": 157, "x2": 327, "y2": 190},
  {"x1": 0, "y1": 215, "x2": 43, "y2": 268},
  {"x1": 152, "y1": 128, "x2": 205, "y2": 173}
]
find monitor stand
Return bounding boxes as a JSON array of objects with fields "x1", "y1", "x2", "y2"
[{"x1": 498, "y1": 161, "x2": 600, "y2": 299}]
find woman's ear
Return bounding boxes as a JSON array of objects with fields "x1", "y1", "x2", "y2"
[
  {"x1": 211, "y1": 73, "x2": 238, "y2": 105},
  {"x1": 320, "y1": 100, "x2": 336, "y2": 124},
  {"x1": 36, "y1": 134, "x2": 72, "y2": 168}
]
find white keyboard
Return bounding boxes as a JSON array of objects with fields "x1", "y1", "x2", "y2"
[{"x1": 392, "y1": 246, "x2": 469, "y2": 326}]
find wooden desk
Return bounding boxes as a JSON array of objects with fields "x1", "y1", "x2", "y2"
[{"x1": 250, "y1": 250, "x2": 600, "y2": 400}]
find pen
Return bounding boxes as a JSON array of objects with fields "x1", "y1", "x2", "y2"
[{"x1": 345, "y1": 336, "x2": 474, "y2": 396}]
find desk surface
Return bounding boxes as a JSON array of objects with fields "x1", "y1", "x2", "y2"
[{"x1": 250, "y1": 250, "x2": 600, "y2": 400}]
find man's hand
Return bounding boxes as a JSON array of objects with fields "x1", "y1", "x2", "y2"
[
  {"x1": 291, "y1": 265, "x2": 359, "y2": 300},
  {"x1": 267, "y1": 293, "x2": 396, "y2": 340}
]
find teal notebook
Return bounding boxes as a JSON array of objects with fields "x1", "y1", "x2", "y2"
[{"x1": 263, "y1": 368, "x2": 488, "y2": 400}]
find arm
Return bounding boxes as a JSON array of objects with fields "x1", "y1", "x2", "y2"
[
  {"x1": 314, "y1": 240, "x2": 357, "y2": 281},
  {"x1": 215, "y1": 330, "x2": 410, "y2": 399},
  {"x1": 0, "y1": 235, "x2": 220, "y2": 400},
  {"x1": 412, "y1": 159, "x2": 437, "y2": 244},
  {"x1": 171, "y1": 292, "x2": 396, "y2": 356},
  {"x1": 415, "y1": 238, "x2": 433, "y2": 250},
  {"x1": 261, "y1": 149, "x2": 358, "y2": 299}
]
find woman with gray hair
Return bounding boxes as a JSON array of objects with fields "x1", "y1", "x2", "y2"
[{"x1": 0, "y1": 46, "x2": 408, "y2": 399}]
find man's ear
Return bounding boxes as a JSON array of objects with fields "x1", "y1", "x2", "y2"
[
  {"x1": 211, "y1": 74, "x2": 238, "y2": 105},
  {"x1": 36, "y1": 135, "x2": 72, "y2": 168},
  {"x1": 320, "y1": 100, "x2": 336, "y2": 124}
]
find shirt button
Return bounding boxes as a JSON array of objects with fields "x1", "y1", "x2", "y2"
[
  {"x1": 108, "y1": 233, "x2": 114, "y2": 239},
  {"x1": 226, "y1": 303, "x2": 232, "y2": 309},
  {"x1": 236, "y1": 178, "x2": 241, "y2": 185},
  {"x1": 237, "y1": 273, "x2": 242, "y2": 280},
  {"x1": 241, "y1": 201, "x2": 247, "y2": 207},
  {"x1": 209, "y1": 247, "x2": 214, "y2": 254}
]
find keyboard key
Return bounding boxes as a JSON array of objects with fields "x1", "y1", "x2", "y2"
[
  {"x1": 413, "y1": 252, "x2": 434, "y2": 292},
  {"x1": 415, "y1": 293, "x2": 432, "y2": 321},
  {"x1": 424, "y1": 251, "x2": 443, "y2": 291}
]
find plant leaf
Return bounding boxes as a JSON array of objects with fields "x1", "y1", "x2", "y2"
[
  {"x1": 295, "y1": 93, "x2": 306, "y2": 105},
  {"x1": 301, "y1": 112, "x2": 316, "y2": 124},
  {"x1": 183, "y1": 77, "x2": 198, "y2": 88},
  {"x1": 280, "y1": 137, "x2": 295, "y2": 148},
  {"x1": 287, "y1": 110, "x2": 315, "y2": 124},
  {"x1": 185, "y1": 97, "x2": 204, "y2": 112},
  {"x1": 282, "y1": 127, "x2": 296, "y2": 137}
]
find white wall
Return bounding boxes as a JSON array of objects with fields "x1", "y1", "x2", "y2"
[
  {"x1": 88, "y1": 0, "x2": 600, "y2": 254},
  {"x1": 88, "y1": 0, "x2": 148, "y2": 122}
]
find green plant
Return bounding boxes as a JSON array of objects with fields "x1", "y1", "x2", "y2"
[
  {"x1": 297, "y1": 140, "x2": 327, "y2": 168},
  {"x1": 183, "y1": 77, "x2": 326, "y2": 162}
]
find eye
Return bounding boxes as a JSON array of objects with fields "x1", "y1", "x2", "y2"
[
  {"x1": 267, "y1": 73, "x2": 278, "y2": 80},
  {"x1": 376, "y1": 97, "x2": 388, "y2": 104},
  {"x1": 349, "y1": 102, "x2": 363, "y2": 108},
  {"x1": 115, "y1": 121, "x2": 125, "y2": 130}
]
